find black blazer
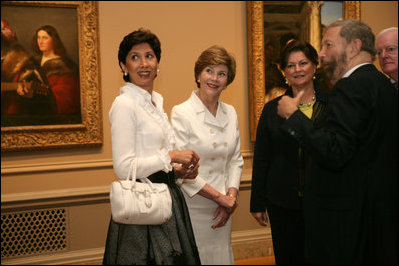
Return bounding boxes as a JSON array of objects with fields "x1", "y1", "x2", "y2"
[
  {"x1": 281, "y1": 64, "x2": 398, "y2": 264},
  {"x1": 250, "y1": 84, "x2": 329, "y2": 212}
]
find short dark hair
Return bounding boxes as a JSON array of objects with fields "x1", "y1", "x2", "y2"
[
  {"x1": 118, "y1": 28, "x2": 161, "y2": 82},
  {"x1": 194, "y1": 45, "x2": 236, "y2": 88},
  {"x1": 280, "y1": 40, "x2": 319, "y2": 70}
]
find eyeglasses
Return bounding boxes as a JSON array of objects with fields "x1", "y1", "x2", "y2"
[{"x1": 377, "y1": 46, "x2": 398, "y2": 56}]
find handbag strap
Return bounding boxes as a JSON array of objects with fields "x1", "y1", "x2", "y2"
[
  {"x1": 126, "y1": 158, "x2": 156, "y2": 191},
  {"x1": 139, "y1": 177, "x2": 156, "y2": 191},
  {"x1": 127, "y1": 158, "x2": 137, "y2": 184}
]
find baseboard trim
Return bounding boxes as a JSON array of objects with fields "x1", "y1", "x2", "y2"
[
  {"x1": 1, "y1": 228, "x2": 270, "y2": 265},
  {"x1": 232, "y1": 227, "x2": 271, "y2": 244},
  {"x1": 1, "y1": 247, "x2": 105, "y2": 265}
]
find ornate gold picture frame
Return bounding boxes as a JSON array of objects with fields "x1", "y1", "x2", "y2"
[
  {"x1": 247, "y1": 1, "x2": 360, "y2": 141},
  {"x1": 1, "y1": 1, "x2": 102, "y2": 152}
]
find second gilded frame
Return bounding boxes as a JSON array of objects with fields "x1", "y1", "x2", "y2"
[{"x1": 247, "y1": 1, "x2": 360, "y2": 141}]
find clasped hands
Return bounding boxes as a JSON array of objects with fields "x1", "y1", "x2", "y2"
[
  {"x1": 169, "y1": 150, "x2": 200, "y2": 180},
  {"x1": 212, "y1": 189, "x2": 238, "y2": 229}
]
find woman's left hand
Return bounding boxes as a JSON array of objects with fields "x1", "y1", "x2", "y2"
[{"x1": 211, "y1": 206, "x2": 230, "y2": 229}]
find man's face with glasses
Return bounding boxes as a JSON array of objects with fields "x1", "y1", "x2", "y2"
[{"x1": 376, "y1": 30, "x2": 398, "y2": 81}]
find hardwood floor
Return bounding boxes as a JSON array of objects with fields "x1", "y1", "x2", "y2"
[{"x1": 235, "y1": 255, "x2": 276, "y2": 265}]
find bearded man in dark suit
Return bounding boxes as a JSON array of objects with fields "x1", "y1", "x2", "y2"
[{"x1": 277, "y1": 19, "x2": 398, "y2": 265}]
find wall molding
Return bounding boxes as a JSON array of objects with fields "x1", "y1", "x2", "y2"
[
  {"x1": 2, "y1": 180, "x2": 252, "y2": 205},
  {"x1": 1, "y1": 185, "x2": 110, "y2": 205},
  {"x1": 1, "y1": 159, "x2": 114, "y2": 175},
  {"x1": 1, "y1": 150, "x2": 253, "y2": 176}
]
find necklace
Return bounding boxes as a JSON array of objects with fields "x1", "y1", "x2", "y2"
[{"x1": 298, "y1": 90, "x2": 316, "y2": 107}]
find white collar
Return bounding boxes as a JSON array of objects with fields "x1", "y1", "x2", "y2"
[
  {"x1": 342, "y1": 63, "x2": 371, "y2": 78},
  {"x1": 188, "y1": 91, "x2": 228, "y2": 128},
  {"x1": 121, "y1": 82, "x2": 164, "y2": 110}
]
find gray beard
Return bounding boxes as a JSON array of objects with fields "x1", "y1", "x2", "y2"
[{"x1": 323, "y1": 52, "x2": 347, "y2": 85}]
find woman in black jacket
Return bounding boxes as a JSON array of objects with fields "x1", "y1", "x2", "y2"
[{"x1": 250, "y1": 40, "x2": 329, "y2": 265}]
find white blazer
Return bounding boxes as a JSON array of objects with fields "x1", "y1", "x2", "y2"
[{"x1": 171, "y1": 91, "x2": 243, "y2": 200}]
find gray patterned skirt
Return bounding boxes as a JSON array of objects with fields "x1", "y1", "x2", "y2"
[{"x1": 103, "y1": 171, "x2": 201, "y2": 265}]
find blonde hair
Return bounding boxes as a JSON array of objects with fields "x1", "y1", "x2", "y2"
[{"x1": 194, "y1": 45, "x2": 236, "y2": 88}]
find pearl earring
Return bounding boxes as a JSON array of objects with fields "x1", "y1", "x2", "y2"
[
  {"x1": 124, "y1": 72, "x2": 128, "y2": 76},
  {"x1": 157, "y1": 69, "x2": 160, "y2": 73}
]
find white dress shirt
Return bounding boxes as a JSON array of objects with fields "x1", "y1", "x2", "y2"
[{"x1": 109, "y1": 82, "x2": 173, "y2": 181}]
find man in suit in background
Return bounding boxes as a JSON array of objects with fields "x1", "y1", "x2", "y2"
[
  {"x1": 277, "y1": 19, "x2": 398, "y2": 264},
  {"x1": 376, "y1": 27, "x2": 398, "y2": 89}
]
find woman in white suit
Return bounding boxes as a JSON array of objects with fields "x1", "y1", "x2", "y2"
[{"x1": 171, "y1": 45, "x2": 244, "y2": 265}]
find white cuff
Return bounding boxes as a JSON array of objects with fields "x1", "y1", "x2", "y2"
[
  {"x1": 183, "y1": 177, "x2": 197, "y2": 184},
  {"x1": 157, "y1": 148, "x2": 172, "y2": 172},
  {"x1": 181, "y1": 176, "x2": 207, "y2": 197}
]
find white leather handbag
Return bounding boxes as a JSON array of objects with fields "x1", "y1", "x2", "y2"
[{"x1": 109, "y1": 160, "x2": 172, "y2": 225}]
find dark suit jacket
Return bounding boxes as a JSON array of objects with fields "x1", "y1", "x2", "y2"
[
  {"x1": 281, "y1": 64, "x2": 398, "y2": 264},
  {"x1": 250, "y1": 85, "x2": 329, "y2": 212}
]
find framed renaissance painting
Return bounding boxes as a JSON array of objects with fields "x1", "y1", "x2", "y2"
[{"x1": 1, "y1": 1, "x2": 102, "y2": 151}]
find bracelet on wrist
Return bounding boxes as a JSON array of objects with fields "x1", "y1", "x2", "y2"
[{"x1": 227, "y1": 193, "x2": 236, "y2": 198}]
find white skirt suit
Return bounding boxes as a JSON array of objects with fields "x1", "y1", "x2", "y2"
[{"x1": 171, "y1": 91, "x2": 243, "y2": 265}]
